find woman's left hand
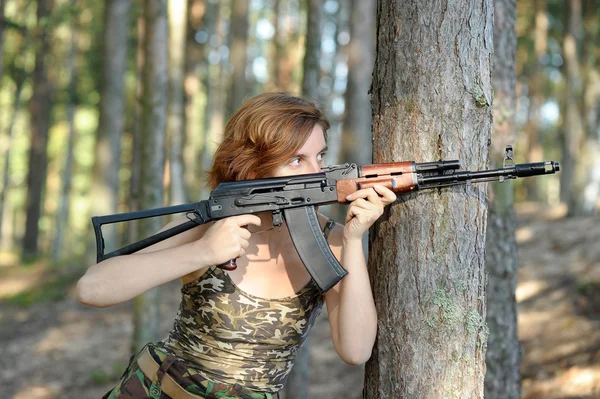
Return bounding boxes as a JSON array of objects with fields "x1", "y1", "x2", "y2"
[{"x1": 343, "y1": 184, "x2": 397, "y2": 241}]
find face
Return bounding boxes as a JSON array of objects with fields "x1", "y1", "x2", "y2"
[{"x1": 271, "y1": 124, "x2": 328, "y2": 177}]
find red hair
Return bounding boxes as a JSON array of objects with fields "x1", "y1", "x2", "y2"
[{"x1": 207, "y1": 93, "x2": 330, "y2": 189}]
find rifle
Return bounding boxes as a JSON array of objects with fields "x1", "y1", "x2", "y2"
[{"x1": 92, "y1": 146, "x2": 559, "y2": 293}]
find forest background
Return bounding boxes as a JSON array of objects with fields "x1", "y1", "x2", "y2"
[{"x1": 0, "y1": 0, "x2": 599, "y2": 398}]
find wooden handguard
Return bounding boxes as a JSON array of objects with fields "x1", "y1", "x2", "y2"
[
  {"x1": 336, "y1": 173, "x2": 419, "y2": 202},
  {"x1": 359, "y1": 161, "x2": 414, "y2": 176}
]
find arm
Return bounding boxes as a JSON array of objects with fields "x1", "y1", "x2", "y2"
[
  {"x1": 324, "y1": 185, "x2": 396, "y2": 365},
  {"x1": 76, "y1": 214, "x2": 261, "y2": 308}
]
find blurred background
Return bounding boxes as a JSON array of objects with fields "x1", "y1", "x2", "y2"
[{"x1": 0, "y1": 0, "x2": 598, "y2": 398}]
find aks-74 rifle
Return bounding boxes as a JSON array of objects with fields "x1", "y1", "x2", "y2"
[{"x1": 91, "y1": 146, "x2": 559, "y2": 293}]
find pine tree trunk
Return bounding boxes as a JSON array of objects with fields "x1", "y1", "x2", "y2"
[
  {"x1": 168, "y1": 0, "x2": 188, "y2": 205},
  {"x1": 364, "y1": 1, "x2": 493, "y2": 398},
  {"x1": 52, "y1": 15, "x2": 78, "y2": 261},
  {"x1": 226, "y1": 0, "x2": 249, "y2": 118},
  {"x1": 183, "y1": 0, "x2": 206, "y2": 201},
  {"x1": 22, "y1": 0, "x2": 54, "y2": 259},
  {"x1": 561, "y1": 0, "x2": 585, "y2": 210},
  {"x1": 301, "y1": 0, "x2": 322, "y2": 101},
  {"x1": 283, "y1": 2, "x2": 323, "y2": 398},
  {"x1": 342, "y1": 0, "x2": 375, "y2": 166},
  {"x1": 484, "y1": 0, "x2": 521, "y2": 397},
  {"x1": 131, "y1": 0, "x2": 169, "y2": 354},
  {"x1": 523, "y1": 0, "x2": 548, "y2": 202},
  {"x1": 90, "y1": 0, "x2": 131, "y2": 252},
  {"x1": 0, "y1": 0, "x2": 6, "y2": 83},
  {"x1": 199, "y1": 1, "x2": 226, "y2": 200},
  {"x1": 0, "y1": 78, "x2": 25, "y2": 248}
]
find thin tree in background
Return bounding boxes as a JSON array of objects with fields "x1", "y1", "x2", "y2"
[
  {"x1": 22, "y1": 0, "x2": 54, "y2": 259},
  {"x1": 89, "y1": 0, "x2": 131, "y2": 253},
  {"x1": 271, "y1": 0, "x2": 296, "y2": 93},
  {"x1": 342, "y1": 0, "x2": 375, "y2": 167},
  {"x1": 576, "y1": 1, "x2": 600, "y2": 215},
  {"x1": 484, "y1": 0, "x2": 522, "y2": 397},
  {"x1": 168, "y1": 0, "x2": 188, "y2": 205},
  {"x1": 199, "y1": 0, "x2": 226, "y2": 200},
  {"x1": 300, "y1": 0, "x2": 321, "y2": 101},
  {"x1": 183, "y1": 0, "x2": 206, "y2": 201},
  {"x1": 523, "y1": 0, "x2": 548, "y2": 202},
  {"x1": 561, "y1": 0, "x2": 585, "y2": 211},
  {"x1": 283, "y1": 2, "x2": 322, "y2": 398},
  {"x1": 567, "y1": 0, "x2": 599, "y2": 215},
  {"x1": 226, "y1": 0, "x2": 249, "y2": 117},
  {"x1": 0, "y1": 0, "x2": 6, "y2": 83},
  {"x1": 364, "y1": 1, "x2": 493, "y2": 397},
  {"x1": 52, "y1": 6, "x2": 79, "y2": 261},
  {"x1": 131, "y1": 0, "x2": 169, "y2": 354}
]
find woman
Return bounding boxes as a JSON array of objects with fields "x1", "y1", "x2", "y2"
[{"x1": 77, "y1": 92, "x2": 396, "y2": 399}]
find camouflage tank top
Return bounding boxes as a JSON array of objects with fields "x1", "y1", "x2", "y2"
[{"x1": 158, "y1": 264, "x2": 324, "y2": 393}]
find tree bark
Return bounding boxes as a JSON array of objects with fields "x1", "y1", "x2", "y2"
[
  {"x1": 484, "y1": 0, "x2": 522, "y2": 397},
  {"x1": 301, "y1": 0, "x2": 322, "y2": 101},
  {"x1": 342, "y1": 0, "x2": 375, "y2": 166},
  {"x1": 52, "y1": 13, "x2": 78, "y2": 261},
  {"x1": 90, "y1": 0, "x2": 131, "y2": 252},
  {"x1": 364, "y1": 1, "x2": 493, "y2": 398},
  {"x1": 561, "y1": 0, "x2": 585, "y2": 211},
  {"x1": 0, "y1": 0, "x2": 6, "y2": 83},
  {"x1": 226, "y1": 0, "x2": 249, "y2": 118},
  {"x1": 22, "y1": 0, "x2": 54, "y2": 259},
  {"x1": 131, "y1": 0, "x2": 169, "y2": 354},
  {"x1": 283, "y1": 2, "x2": 324, "y2": 398},
  {"x1": 168, "y1": 0, "x2": 188, "y2": 205}
]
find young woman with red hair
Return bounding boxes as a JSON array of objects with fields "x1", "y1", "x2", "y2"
[{"x1": 77, "y1": 92, "x2": 396, "y2": 399}]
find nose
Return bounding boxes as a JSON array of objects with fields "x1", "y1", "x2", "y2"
[{"x1": 306, "y1": 159, "x2": 322, "y2": 174}]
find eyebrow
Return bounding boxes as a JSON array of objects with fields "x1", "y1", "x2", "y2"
[{"x1": 295, "y1": 146, "x2": 328, "y2": 157}]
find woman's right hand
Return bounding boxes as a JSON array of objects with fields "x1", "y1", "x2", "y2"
[{"x1": 196, "y1": 214, "x2": 262, "y2": 266}]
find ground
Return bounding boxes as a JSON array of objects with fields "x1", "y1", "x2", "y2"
[{"x1": 0, "y1": 204, "x2": 598, "y2": 399}]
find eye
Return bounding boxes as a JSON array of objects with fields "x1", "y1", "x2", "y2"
[
  {"x1": 317, "y1": 152, "x2": 327, "y2": 163},
  {"x1": 289, "y1": 157, "x2": 301, "y2": 166}
]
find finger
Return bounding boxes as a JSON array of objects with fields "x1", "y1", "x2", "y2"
[
  {"x1": 239, "y1": 238, "x2": 250, "y2": 250},
  {"x1": 345, "y1": 188, "x2": 375, "y2": 202},
  {"x1": 350, "y1": 197, "x2": 379, "y2": 211},
  {"x1": 373, "y1": 184, "x2": 397, "y2": 203},
  {"x1": 238, "y1": 228, "x2": 252, "y2": 240},
  {"x1": 228, "y1": 214, "x2": 262, "y2": 227}
]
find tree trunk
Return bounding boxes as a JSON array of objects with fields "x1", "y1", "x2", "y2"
[
  {"x1": 0, "y1": 0, "x2": 6, "y2": 83},
  {"x1": 561, "y1": 0, "x2": 585, "y2": 211},
  {"x1": 283, "y1": 2, "x2": 323, "y2": 398},
  {"x1": 0, "y1": 76, "x2": 25, "y2": 248},
  {"x1": 131, "y1": 0, "x2": 169, "y2": 354},
  {"x1": 52, "y1": 14, "x2": 78, "y2": 261},
  {"x1": 567, "y1": 0, "x2": 599, "y2": 215},
  {"x1": 22, "y1": 0, "x2": 54, "y2": 259},
  {"x1": 126, "y1": 14, "x2": 146, "y2": 254},
  {"x1": 199, "y1": 1, "x2": 226, "y2": 200},
  {"x1": 484, "y1": 0, "x2": 522, "y2": 397},
  {"x1": 90, "y1": 0, "x2": 131, "y2": 253},
  {"x1": 226, "y1": 0, "x2": 249, "y2": 118},
  {"x1": 342, "y1": 0, "x2": 375, "y2": 166},
  {"x1": 183, "y1": 0, "x2": 206, "y2": 201},
  {"x1": 523, "y1": 0, "x2": 548, "y2": 202},
  {"x1": 364, "y1": 1, "x2": 493, "y2": 398},
  {"x1": 168, "y1": 0, "x2": 188, "y2": 205},
  {"x1": 301, "y1": 0, "x2": 322, "y2": 101}
]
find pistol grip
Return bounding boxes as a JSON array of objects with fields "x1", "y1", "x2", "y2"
[{"x1": 218, "y1": 258, "x2": 238, "y2": 271}]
